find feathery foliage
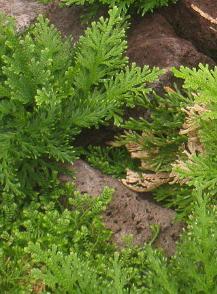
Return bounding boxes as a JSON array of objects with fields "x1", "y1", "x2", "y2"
[
  {"x1": 114, "y1": 88, "x2": 192, "y2": 173},
  {"x1": 2, "y1": 184, "x2": 216, "y2": 293},
  {"x1": 0, "y1": 9, "x2": 161, "y2": 198},
  {"x1": 115, "y1": 64, "x2": 217, "y2": 215},
  {"x1": 1, "y1": 4, "x2": 217, "y2": 293},
  {"x1": 146, "y1": 192, "x2": 217, "y2": 293},
  {"x1": 82, "y1": 146, "x2": 139, "y2": 178},
  {"x1": 173, "y1": 65, "x2": 217, "y2": 196},
  {"x1": 0, "y1": 182, "x2": 114, "y2": 292},
  {"x1": 59, "y1": 0, "x2": 177, "y2": 15}
]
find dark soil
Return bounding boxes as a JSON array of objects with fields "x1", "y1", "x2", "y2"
[{"x1": 47, "y1": 4, "x2": 86, "y2": 42}]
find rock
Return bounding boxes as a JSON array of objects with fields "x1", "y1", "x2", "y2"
[
  {"x1": 127, "y1": 13, "x2": 215, "y2": 95},
  {"x1": 161, "y1": 0, "x2": 217, "y2": 61},
  {"x1": 0, "y1": 0, "x2": 48, "y2": 32},
  {"x1": 68, "y1": 160, "x2": 183, "y2": 256},
  {"x1": 127, "y1": 13, "x2": 215, "y2": 69}
]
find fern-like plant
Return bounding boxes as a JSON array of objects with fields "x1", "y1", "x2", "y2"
[
  {"x1": 114, "y1": 88, "x2": 192, "y2": 173},
  {"x1": 59, "y1": 0, "x2": 177, "y2": 15},
  {"x1": 172, "y1": 65, "x2": 217, "y2": 197},
  {"x1": 0, "y1": 9, "x2": 161, "y2": 198},
  {"x1": 82, "y1": 145, "x2": 139, "y2": 178},
  {"x1": 115, "y1": 64, "x2": 217, "y2": 215},
  {"x1": 146, "y1": 191, "x2": 217, "y2": 293},
  {"x1": 0, "y1": 182, "x2": 114, "y2": 292},
  {"x1": 8, "y1": 189, "x2": 216, "y2": 293}
]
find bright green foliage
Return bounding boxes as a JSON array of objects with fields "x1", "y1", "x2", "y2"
[
  {"x1": 172, "y1": 194, "x2": 217, "y2": 293},
  {"x1": 146, "y1": 192, "x2": 217, "y2": 293},
  {"x1": 60, "y1": 0, "x2": 177, "y2": 14},
  {"x1": 173, "y1": 65, "x2": 217, "y2": 198},
  {"x1": 29, "y1": 241, "x2": 153, "y2": 293},
  {"x1": 0, "y1": 16, "x2": 75, "y2": 197},
  {"x1": 0, "y1": 183, "x2": 114, "y2": 292},
  {"x1": 115, "y1": 64, "x2": 217, "y2": 215},
  {"x1": 113, "y1": 88, "x2": 195, "y2": 215},
  {"x1": 1, "y1": 5, "x2": 217, "y2": 293},
  {"x1": 0, "y1": 181, "x2": 149, "y2": 293},
  {"x1": 153, "y1": 184, "x2": 193, "y2": 219},
  {"x1": 0, "y1": 249, "x2": 31, "y2": 293},
  {"x1": 115, "y1": 89, "x2": 192, "y2": 173},
  {"x1": 2, "y1": 184, "x2": 216, "y2": 293},
  {"x1": 0, "y1": 9, "x2": 161, "y2": 197},
  {"x1": 83, "y1": 146, "x2": 139, "y2": 178},
  {"x1": 3, "y1": 187, "x2": 113, "y2": 255},
  {"x1": 30, "y1": 246, "x2": 133, "y2": 293}
]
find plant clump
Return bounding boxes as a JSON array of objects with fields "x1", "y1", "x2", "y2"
[
  {"x1": 0, "y1": 4, "x2": 217, "y2": 294},
  {"x1": 40, "y1": 0, "x2": 177, "y2": 15}
]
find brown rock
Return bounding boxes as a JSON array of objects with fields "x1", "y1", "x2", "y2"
[
  {"x1": 162, "y1": 0, "x2": 217, "y2": 61},
  {"x1": 127, "y1": 13, "x2": 215, "y2": 94},
  {"x1": 127, "y1": 13, "x2": 215, "y2": 69},
  {"x1": 0, "y1": 0, "x2": 48, "y2": 32},
  {"x1": 68, "y1": 160, "x2": 184, "y2": 256}
]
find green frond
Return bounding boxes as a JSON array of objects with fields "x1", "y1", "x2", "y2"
[{"x1": 59, "y1": 0, "x2": 177, "y2": 14}]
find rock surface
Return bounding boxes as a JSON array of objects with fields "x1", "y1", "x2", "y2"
[
  {"x1": 127, "y1": 13, "x2": 215, "y2": 92},
  {"x1": 127, "y1": 13, "x2": 215, "y2": 69},
  {"x1": 162, "y1": 0, "x2": 217, "y2": 61},
  {"x1": 0, "y1": 0, "x2": 48, "y2": 32},
  {"x1": 65, "y1": 160, "x2": 184, "y2": 256}
]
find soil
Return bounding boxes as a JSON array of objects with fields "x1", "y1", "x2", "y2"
[
  {"x1": 2, "y1": 0, "x2": 217, "y2": 255},
  {"x1": 47, "y1": 4, "x2": 86, "y2": 42}
]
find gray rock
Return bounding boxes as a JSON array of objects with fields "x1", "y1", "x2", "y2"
[{"x1": 0, "y1": 0, "x2": 48, "y2": 32}]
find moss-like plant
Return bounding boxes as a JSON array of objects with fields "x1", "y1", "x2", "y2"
[{"x1": 82, "y1": 145, "x2": 139, "y2": 178}]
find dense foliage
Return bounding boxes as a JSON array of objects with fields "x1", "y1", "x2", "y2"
[
  {"x1": 1, "y1": 181, "x2": 216, "y2": 293},
  {"x1": 40, "y1": 0, "x2": 177, "y2": 14},
  {"x1": 61, "y1": 0, "x2": 177, "y2": 14},
  {"x1": 82, "y1": 145, "x2": 139, "y2": 178},
  {"x1": 115, "y1": 64, "x2": 217, "y2": 217},
  {"x1": 0, "y1": 9, "x2": 160, "y2": 198},
  {"x1": 1, "y1": 5, "x2": 217, "y2": 294}
]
